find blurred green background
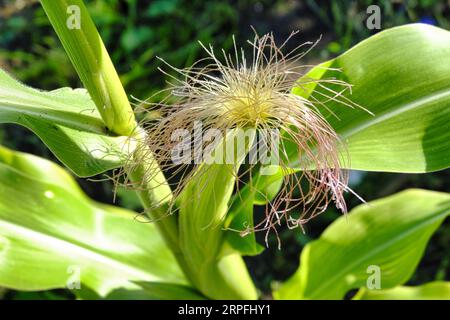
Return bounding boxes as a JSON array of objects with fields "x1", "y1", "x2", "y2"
[{"x1": 0, "y1": 0, "x2": 449, "y2": 299}]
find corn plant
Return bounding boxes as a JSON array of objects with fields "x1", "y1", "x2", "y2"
[{"x1": 0, "y1": 0, "x2": 449, "y2": 300}]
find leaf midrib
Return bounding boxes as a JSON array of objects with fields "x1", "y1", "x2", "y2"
[{"x1": 287, "y1": 88, "x2": 450, "y2": 169}]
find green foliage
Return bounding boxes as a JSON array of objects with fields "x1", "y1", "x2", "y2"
[
  {"x1": 228, "y1": 24, "x2": 450, "y2": 257},
  {"x1": 224, "y1": 167, "x2": 284, "y2": 256},
  {"x1": 40, "y1": 0, "x2": 136, "y2": 136},
  {"x1": 0, "y1": 146, "x2": 188, "y2": 297},
  {"x1": 292, "y1": 24, "x2": 450, "y2": 173},
  {"x1": 354, "y1": 281, "x2": 450, "y2": 300},
  {"x1": 0, "y1": 69, "x2": 128, "y2": 177},
  {"x1": 274, "y1": 189, "x2": 450, "y2": 299},
  {"x1": 0, "y1": 0, "x2": 449, "y2": 300},
  {"x1": 77, "y1": 281, "x2": 206, "y2": 300}
]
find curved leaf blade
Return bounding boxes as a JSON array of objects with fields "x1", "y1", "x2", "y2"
[
  {"x1": 41, "y1": 0, "x2": 136, "y2": 136},
  {"x1": 75, "y1": 281, "x2": 206, "y2": 300},
  {"x1": 0, "y1": 147, "x2": 186, "y2": 297},
  {"x1": 291, "y1": 24, "x2": 450, "y2": 173},
  {"x1": 274, "y1": 189, "x2": 450, "y2": 300},
  {"x1": 0, "y1": 69, "x2": 128, "y2": 176},
  {"x1": 224, "y1": 167, "x2": 284, "y2": 256}
]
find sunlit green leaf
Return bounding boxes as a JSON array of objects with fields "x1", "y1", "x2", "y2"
[
  {"x1": 274, "y1": 189, "x2": 450, "y2": 299},
  {"x1": 252, "y1": 24, "x2": 450, "y2": 229},
  {"x1": 0, "y1": 69, "x2": 129, "y2": 177},
  {"x1": 291, "y1": 24, "x2": 450, "y2": 173},
  {"x1": 40, "y1": 0, "x2": 136, "y2": 135},
  {"x1": 354, "y1": 281, "x2": 450, "y2": 300},
  {"x1": 177, "y1": 130, "x2": 258, "y2": 299},
  {"x1": 76, "y1": 281, "x2": 206, "y2": 300},
  {"x1": 224, "y1": 184, "x2": 264, "y2": 257},
  {"x1": 223, "y1": 167, "x2": 285, "y2": 256},
  {"x1": 0, "y1": 147, "x2": 186, "y2": 297},
  {"x1": 123, "y1": 281, "x2": 206, "y2": 300}
]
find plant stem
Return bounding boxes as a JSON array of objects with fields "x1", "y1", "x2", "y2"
[
  {"x1": 126, "y1": 139, "x2": 178, "y2": 250},
  {"x1": 126, "y1": 137, "x2": 199, "y2": 287}
]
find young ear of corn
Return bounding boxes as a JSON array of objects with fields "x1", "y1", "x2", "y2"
[
  {"x1": 40, "y1": 0, "x2": 257, "y2": 300},
  {"x1": 177, "y1": 129, "x2": 258, "y2": 299}
]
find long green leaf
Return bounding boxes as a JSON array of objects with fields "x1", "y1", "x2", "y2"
[
  {"x1": 0, "y1": 69, "x2": 128, "y2": 177},
  {"x1": 274, "y1": 189, "x2": 450, "y2": 299},
  {"x1": 77, "y1": 281, "x2": 206, "y2": 300},
  {"x1": 0, "y1": 146, "x2": 187, "y2": 297},
  {"x1": 40, "y1": 0, "x2": 136, "y2": 136},
  {"x1": 223, "y1": 167, "x2": 284, "y2": 256},
  {"x1": 354, "y1": 282, "x2": 450, "y2": 300},
  {"x1": 291, "y1": 23, "x2": 450, "y2": 172}
]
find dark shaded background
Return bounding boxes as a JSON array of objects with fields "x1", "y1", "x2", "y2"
[{"x1": 0, "y1": 0, "x2": 449, "y2": 299}]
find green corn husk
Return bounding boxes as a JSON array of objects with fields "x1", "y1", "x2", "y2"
[{"x1": 178, "y1": 129, "x2": 258, "y2": 299}]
